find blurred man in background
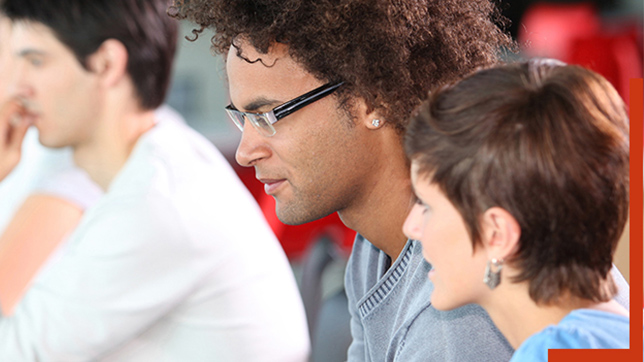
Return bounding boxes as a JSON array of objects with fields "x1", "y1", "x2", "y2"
[{"x1": 0, "y1": 14, "x2": 103, "y2": 317}]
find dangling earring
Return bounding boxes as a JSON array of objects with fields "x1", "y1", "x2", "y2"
[
  {"x1": 371, "y1": 119, "x2": 382, "y2": 128},
  {"x1": 483, "y1": 258, "x2": 503, "y2": 289}
]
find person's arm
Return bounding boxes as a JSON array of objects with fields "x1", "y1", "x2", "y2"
[
  {"x1": 610, "y1": 264, "x2": 629, "y2": 309},
  {"x1": 0, "y1": 100, "x2": 31, "y2": 181},
  {"x1": 0, "y1": 196, "x2": 211, "y2": 361},
  {"x1": 0, "y1": 194, "x2": 83, "y2": 316},
  {"x1": 346, "y1": 297, "x2": 367, "y2": 361},
  {"x1": 344, "y1": 247, "x2": 367, "y2": 361}
]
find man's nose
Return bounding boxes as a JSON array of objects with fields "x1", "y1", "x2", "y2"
[{"x1": 235, "y1": 120, "x2": 271, "y2": 167}]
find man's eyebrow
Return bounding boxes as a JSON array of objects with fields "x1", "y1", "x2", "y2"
[
  {"x1": 17, "y1": 48, "x2": 46, "y2": 57},
  {"x1": 233, "y1": 97, "x2": 282, "y2": 113}
]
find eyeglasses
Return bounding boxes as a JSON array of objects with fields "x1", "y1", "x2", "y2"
[{"x1": 225, "y1": 81, "x2": 344, "y2": 137}]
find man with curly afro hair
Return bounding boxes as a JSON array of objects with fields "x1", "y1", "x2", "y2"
[{"x1": 171, "y1": 0, "x2": 517, "y2": 360}]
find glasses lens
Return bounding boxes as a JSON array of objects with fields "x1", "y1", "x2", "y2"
[
  {"x1": 225, "y1": 107, "x2": 276, "y2": 137},
  {"x1": 225, "y1": 108, "x2": 245, "y2": 131},
  {"x1": 248, "y1": 113, "x2": 276, "y2": 137}
]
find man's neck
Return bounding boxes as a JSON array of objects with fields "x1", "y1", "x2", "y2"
[
  {"x1": 73, "y1": 107, "x2": 156, "y2": 190},
  {"x1": 338, "y1": 130, "x2": 413, "y2": 262}
]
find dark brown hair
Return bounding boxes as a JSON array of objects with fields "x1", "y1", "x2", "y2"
[
  {"x1": 169, "y1": 0, "x2": 514, "y2": 134},
  {"x1": 2, "y1": 0, "x2": 178, "y2": 110},
  {"x1": 405, "y1": 59, "x2": 629, "y2": 304}
]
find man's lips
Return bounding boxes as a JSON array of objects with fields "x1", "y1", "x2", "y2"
[
  {"x1": 259, "y1": 178, "x2": 286, "y2": 195},
  {"x1": 7, "y1": 99, "x2": 38, "y2": 126},
  {"x1": 16, "y1": 97, "x2": 41, "y2": 114}
]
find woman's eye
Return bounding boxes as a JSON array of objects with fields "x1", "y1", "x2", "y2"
[{"x1": 414, "y1": 197, "x2": 430, "y2": 214}]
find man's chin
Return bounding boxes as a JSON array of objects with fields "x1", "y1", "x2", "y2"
[
  {"x1": 274, "y1": 205, "x2": 308, "y2": 226},
  {"x1": 38, "y1": 136, "x2": 68, "y2": 149},
  {"x1": 274, "y1": 199, "x2": 334, "y2": 226}
]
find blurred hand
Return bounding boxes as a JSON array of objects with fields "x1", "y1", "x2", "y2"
[{"x1": 0, "y1": 100, "x2": 31, "y2": 181}]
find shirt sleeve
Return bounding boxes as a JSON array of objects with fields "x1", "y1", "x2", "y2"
[
  {"x1": 0, "y1": 195, "x2": 211, "y2": 361},
  {"x1": 610, "y1": 264, "x2": 629, "y2": 309},
  {"x1": 344, "y1": 236, "x2": 367, "y2": 361},
  {"x1": 346, "y1": 293, "x2": 367, "y2": 361},
  {"x1": 34, "y1": 167, "x2": 103, "y2": 211}
]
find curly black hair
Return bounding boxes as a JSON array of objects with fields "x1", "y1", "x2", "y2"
[{"x1": 169, "y1": 0, "x2": 514, "y2": 133}]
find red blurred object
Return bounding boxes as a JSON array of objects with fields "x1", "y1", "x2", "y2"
[
  {"x1": 567, "y1": 26, "x2": 643, "y2": 104},
  {"x1": 518, "y1": 2, "x2": 643, "y2": 105},
  {"x1": 519, "y1": 2, "x2": 601, "y2": 61},
  {"x1": 234, "y1": 164, "x2": 355, "y2": 259}
]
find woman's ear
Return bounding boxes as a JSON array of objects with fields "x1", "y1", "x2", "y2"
[
  {"x1": 480, "y1": 207, "x2": 521, "y2": 261},
  {"x1": 86, "y1": 39, "x2": 129, "y2": 88}
]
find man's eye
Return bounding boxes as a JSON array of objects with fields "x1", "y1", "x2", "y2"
[{"x1": 28, "y1": 58, "x2": 43, "y2": 66}]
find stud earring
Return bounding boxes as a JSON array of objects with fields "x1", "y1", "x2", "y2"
[
  {"x1": 483, "y1": 258, "x2": 503, "y2": 289},
  {"x1": 371, "y1": 119, "x2": 382, "y2": 127}
]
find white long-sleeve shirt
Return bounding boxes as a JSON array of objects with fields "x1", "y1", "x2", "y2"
[{"x1": 0, "y1": 109, "x2": 310, "y2": 361}]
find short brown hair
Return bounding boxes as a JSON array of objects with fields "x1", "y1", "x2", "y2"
[
  {"x1": 169, "y1": 0, "x2": 513, "y2": 134},
  {"x1": 405, "y1": 59, "x2": 629, "y2": 304}
]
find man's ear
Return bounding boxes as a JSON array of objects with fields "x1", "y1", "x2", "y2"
[
  {"x1": 86, "y1": 39, "x2": 128, "y2": 88},
  {"x1": 348, "y1": 96, "x2": 387, "y2": 130},
  {"x1": 480, "y1": 207, "x2": 521, "y2": 261}
]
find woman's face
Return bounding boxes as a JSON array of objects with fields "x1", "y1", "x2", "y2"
[{"x1": 403, "y1": 161, "x2": 489, "y2": 310}]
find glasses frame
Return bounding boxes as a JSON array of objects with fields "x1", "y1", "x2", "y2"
[{"x1": 225, "y1": 81, "x2": 344, "y2": 137}]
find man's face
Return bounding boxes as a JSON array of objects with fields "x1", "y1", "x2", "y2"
[
  {"x1": 0, "y1": 18, "x2": 14, "y2": 102},
  {"x1": 10, "y1": 21, "x2": 101, "y2": 148},
  {"x1": 227, "y1": 39, "x2": 378, "y2": 225}
]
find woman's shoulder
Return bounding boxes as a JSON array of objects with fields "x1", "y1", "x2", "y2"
[{"x1": 510, "y1": 309, "x2": 629, "y2": 362}]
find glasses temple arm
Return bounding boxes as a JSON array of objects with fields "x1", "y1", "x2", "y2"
[{"x1": 273, "y1": 82, "x2": 344, "y2": 120}]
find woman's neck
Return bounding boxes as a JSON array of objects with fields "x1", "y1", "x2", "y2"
[{"x1": 480, "y1": 282, "x2": 627, "y2": 349}]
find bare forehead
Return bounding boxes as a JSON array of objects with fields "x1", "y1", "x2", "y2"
[
  {"x1": 0, "y1": 18, "x2": 11, "y2": 101},
  {"x1": 226, "y1": 39, "x2": 322, "y2": 107},
  {"x1": 410, "y1": 160, "x2": 435, "y2": 187},
  {"x1": 11, "y1": 21, "x2": 60, "y2": 50},
  {"x1": 227, "y1": 40, "x2": 313, "y2": 85},
  {"x1": 0, "y1": 18, "x2": 9, "y2": 52}
]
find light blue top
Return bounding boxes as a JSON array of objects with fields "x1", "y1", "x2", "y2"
[{"x1": 510, "y1": 309, "x2": 629, "y2": 362}]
